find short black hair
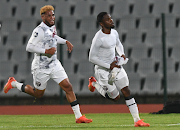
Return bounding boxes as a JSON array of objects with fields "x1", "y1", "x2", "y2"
[{"x1": 97, "y1": 12, "x2": 108, "y2": 23}]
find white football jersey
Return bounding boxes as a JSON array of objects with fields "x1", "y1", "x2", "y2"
[
  {"x1": 27, "y1": 22, "x2": 66, "y2": 70},
  {"x1": 89, "y1": 29, "x2": 125, "y2": 69}
]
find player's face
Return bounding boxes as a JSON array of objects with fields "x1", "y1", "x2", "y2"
[
  {"x1": 42, "y1": 10, "x2": 55, "y2": 27},
  {"x1": 101, "y1": 14, "x2": 115, "y2": 29}
]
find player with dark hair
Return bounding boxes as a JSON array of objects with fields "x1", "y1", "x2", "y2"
[
  {"x1": 4, "y1": 5, "x2": 92, "y2": 124},
  {"x1": 88, "y1": 12, "x2": 150, "y2": 127}
]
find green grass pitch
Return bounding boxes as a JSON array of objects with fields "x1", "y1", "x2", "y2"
[{"x1": 0, "y1": 113, "x2": 180, "y2": 130}]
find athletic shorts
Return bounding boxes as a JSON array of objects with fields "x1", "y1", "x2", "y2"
[
  {"x1": 32, "y1": 60, "x2": 68, "y2": 90},
  {"x1": 94, "y1": 65, "x2": 129, "y2": 98}
]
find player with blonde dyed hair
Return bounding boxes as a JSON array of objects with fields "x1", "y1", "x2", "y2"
[
  {"x1": 4, "y1": 5, "x2": 92, "y2": 123},
  {"x1": 40, "y1": 5, "x2": 54, "y2": 15}
]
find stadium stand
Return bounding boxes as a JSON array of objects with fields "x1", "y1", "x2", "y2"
[
  {"x1": 128, "y1": 72, "x2": 141, "y2": 95},
  {"x1": 167, "y1": 72, "x2": 180, "y2": 95},
  {"x1": 141, "y1": 73, "x2": 163, "y2": 95},
  {"x1": 1, "y1": 0, "x2": 180, "y2": 101},
  {"x1": 111, "y1": 0, "x2": 129, "y2": 17}
]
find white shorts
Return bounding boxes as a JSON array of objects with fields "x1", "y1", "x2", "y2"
[
  {"x1": 32, "y1": 61, "x2": 68, "y2": 90},
  {"x1": 94, "y1": 65, "x2": 129, "y2": 99}
]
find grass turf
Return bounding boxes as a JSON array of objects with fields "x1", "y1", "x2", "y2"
[{"x1": 0, "y1": 113, "x2": 180, "y2": 130}]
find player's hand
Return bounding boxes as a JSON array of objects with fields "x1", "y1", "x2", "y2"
[
  {"x1": 110, "y1": 61, "x2": 121, "y2": 70},
  {"x1": 121, "y1": 55, "x2": 126, "y2": 60},
  {"x1": 45, "y1": 47, "x2": 56, "y2": 55},
  {"x1": 66, "y1": 41, "x2": 73, "y2": 53}
]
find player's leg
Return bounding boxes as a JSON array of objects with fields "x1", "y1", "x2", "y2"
[
  {"x1": 52, "y1": 63, "x2": 92, "y2": 123},
  {"x1": 58, "y1": 78, "x2": 92, "y2": 123},
  {"x1": 3, "y1": 69, "x2": 48, "y2": 98},
  {"x1": 89, "y1": 67, "x2": 120, "y2": 101},
  {"x1": 4, "y1": 77, "x2": 45, "y2": 98},
  {"x1": 115, "y1": 68, "x2": 150, "y2": 127}
]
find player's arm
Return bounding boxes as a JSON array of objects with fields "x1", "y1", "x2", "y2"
[
  {"x1": 89, "y1": 39, "x2": 110, "y2": 69},
  {"x1": 115, "y1": 31, "x2": 126, "y2": 60},
  {"x1": 54, "y1": 35, "x2": 73, "y2": 53}
]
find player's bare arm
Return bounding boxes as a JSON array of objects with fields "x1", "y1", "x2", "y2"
[
  {"x1": 121, "y1": 54, "x2": 126, "y2": 60},
  {"x1": 45, "y1": 47, "x2": 56, "y2": 55},
  {"x1": 66, "y1": 40, "x2": 73, "y2": 53},
  {"x1": 110, "y1": 60, "x2": 121, "y2": 70}
]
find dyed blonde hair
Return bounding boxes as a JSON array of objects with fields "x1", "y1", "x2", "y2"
[{"x1": 40, "y1": 5, "x2": 54, "y2": 15}]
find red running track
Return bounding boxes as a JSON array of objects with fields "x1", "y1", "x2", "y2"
[{"x1": 0, "y1": 104, "x2": 163, "y2": 115}]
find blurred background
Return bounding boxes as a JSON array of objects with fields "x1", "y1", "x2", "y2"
[{"x1": 0, "y1": 0, "x2": 180, "y2": 105}]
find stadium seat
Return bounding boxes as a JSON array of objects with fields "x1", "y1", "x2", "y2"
[
  {"x1": 77, "y1": 59, "x2": 94, "y2": 77},
  {"x1": 91, "y1": 0, "x2": 113, "y2": 16},
  {"x1": 117, "y1": 15, "x2": 136, "y2": 32},
  {"x1": 0, "y1": 47, "x2": 9, "y2": 62},
  {"x1": 123, "y1": 58, "x2": 136, "y2": 73},
  {"x1": 128, "y1": 72, "x2": 141, "y2": 95},
  {"x1": 73, "y1": 0, "x2": 92, "y2": 17},
  {"x1": 65, "y1": 30, "x2": 83, "y2": 45},
  {"x1": 15, "y1": 61, "x2": 31, "y2": 78},
  {"x1": 20, "y1": 18, "x2": 38, "y2": 33},
  {"x1": 137, "y1": 58, "x2": 155, "y2": 77},
  {"x1": 158, "y1": 57, "x2": 176, "y2": 73},
  {"x1": 63, "y1": 59, "x2": 76, "y2": 75},
  {"x1": 172, "y1": 0, "x2": 180, "y2": 15},
  {"x1": 144, "y1": 28, "x2": 162, "y2": 46},
  {"x1": 150, "y1": 44, "x2": 168, "y2": 62},
  {"x1": 150, "y1": 0, "x2": 169, "y2": 16},
  {"x1": 122, "y1": 29, "x2": 143, "y2": 47},
  {"x1": 10, "y1": 47, "x2": 29, "y2": 62},
  {"x1": 167, "y1": 72, "x2": 180, "y2": 95},
  {"x1": 71, "y1": 44, "x2": 89, "y2": 62},
  {"x1": 68, "y1": 73, "x2": 83, "y2": 94},
  {"x1": 138, "y1": 14, "x2": 157, "y2": 30},
  {"x1": 80, "y1": 16, "x2": 99, "y2": 31},
  {"x1": 111, "y1": 0, "x2": 129, "y2": 18},
  {"x1": 44, "y1": 79, "x2": 60, "y2": 96},
  {"x1": 166, "y1": 28, "x2": 180, "y2": 47},
  {"x1": 4, "y1": 31, "x2": 27, "y2": 48},
  {"x1": 61, "y1": 16, "x2": 78, "y2": 35},
  {"x1": 0, "y1": 61, "x2": 15, "y2": 80},
  {"x1": 141, "y1": 73, "x2": 163, "y2": 95},
  {"x1": 53, "y1": 0, "x2": 74, "y2": 17},
  {"x1": 1, "y1": 18, "x2": 18, "y2": 35},
  {"x1": 14, "y1": 0, "x2": 34, "y2": 20},
  {"x1": 171, "y1": 44, "x2": 180, "y2": 60},
  {"x1": 129, "y1": 44, "x2": 148, "y2": 62},
  {"x1": 132, "y1": 0, "x2": 150, "y2": 16},
  {"x1": 0, "y1": 0, "x2": 14, "y2": 21},
  {"x1": 164, "y1": 14, "x2": 177, "y2": 29}
]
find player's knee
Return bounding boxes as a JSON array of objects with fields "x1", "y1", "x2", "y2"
[
  {"x1": 121, "y1": 86, "x2": 131, "y2": 97},
  {"x1": 114, "y1": 95, "x2": 120, "y2": 101},
  {"x1": 64, "y1": 83, "x2": 73, "y2": 93},
  {"x1": 34, "y1": 91, "x2": 44, "y2": 98},
  {"x1": 105, "y1": 93, "x2": 120, "y2": 102}
]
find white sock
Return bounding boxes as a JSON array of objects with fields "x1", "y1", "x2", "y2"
[
  {"x1": 11, "y1": 81, "x2": 23, "y2": 91},
  {"x1": 125, "y1": 98, "x2": 140, "y2": 123},
  {"x1": 72, "y1": 104, "x2": 82, "y2": 119},
  {"x1": 92, "y1": 82, "x2": 106, "y2": 97}
]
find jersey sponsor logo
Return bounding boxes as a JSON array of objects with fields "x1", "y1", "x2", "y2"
[
  {"x1": 36, "y1": 81, "x2": 41, "y2": 87},
  {"x1": 34, "y1": 32, "x2": 38, "y2": 37}
]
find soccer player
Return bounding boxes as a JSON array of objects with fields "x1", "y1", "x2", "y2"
[
  {"x1": 88, "y1": 12, "x2": 150, "y2": 127},
  {"x1": 3, "y1": 5, "x2": 92, "y2": 123}
]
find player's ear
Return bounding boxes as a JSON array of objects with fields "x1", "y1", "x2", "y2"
[
  {"x1": 41, "y1": 14, "x2": 45, "y2": 20},
  {"x1": 99, "y1": 22, "x2": 103, "y2": 27}
]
